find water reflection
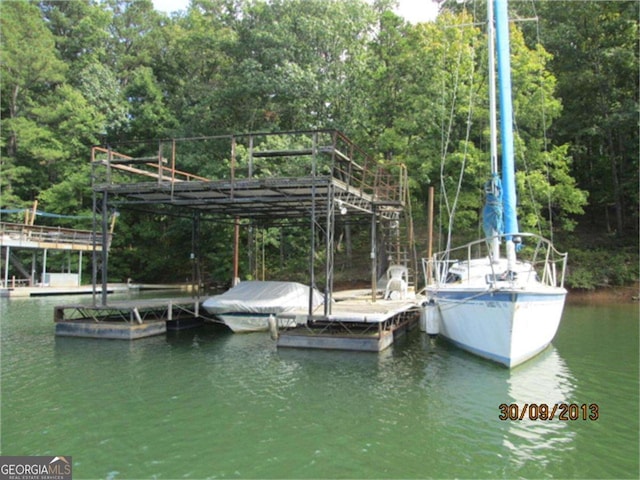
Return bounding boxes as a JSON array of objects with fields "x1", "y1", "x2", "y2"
[
  {"x1": 5, "y1": 293, "x2": 635, "y2": 478},
  {"x1": 416, "y1": 335, "x2": 577, "y2": 477},
  {"x1": 503, "y1": 347, "x2": 577, "y2": 469}
]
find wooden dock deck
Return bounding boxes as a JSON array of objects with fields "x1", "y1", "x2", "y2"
[{"x1": 276, "y1": 293, "x2": 421, "y2": 352}]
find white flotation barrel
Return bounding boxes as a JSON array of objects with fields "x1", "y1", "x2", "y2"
[
  {"x1": 420, "y1": 300, "x2": 440, "y2": 336},
  {"x1": 268, "y1": 314, "x2": 279, "y2": 340}
]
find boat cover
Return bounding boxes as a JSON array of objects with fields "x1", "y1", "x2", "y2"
[{"x1": 202, "y1": 281, "x2": 324, "y2": 314}]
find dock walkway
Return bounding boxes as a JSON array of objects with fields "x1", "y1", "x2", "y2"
[{"x1": 277, "y1": 292, "x2": 422, "y2": 352}]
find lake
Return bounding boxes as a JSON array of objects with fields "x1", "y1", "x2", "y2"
[{"x1": 1, "y1": 293, "x2": 638, "y2": 479}]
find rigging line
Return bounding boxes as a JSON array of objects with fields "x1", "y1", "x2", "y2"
[
  {"x1": 515, "y1": 0, "x2": 545, "y2": 240},
  {"x1": 438, "y1": 41, "x2": 458, "y2": 220},
  {"x1": 447, "y1": 42, "x2": 477, "y2": 240},
  {"x1": 443, "y1": 21, "x2": 478, "y2": 253},
  {"x1": 436, "y1": 1, "x2": 481, "y2": 256},
  {"x1": 533, "y1": 7, "x2": 556, "y2": 243},
  {"x1": 514, "y1": 3, "x2": 553, "y2": 240},
  {"x1": 439, "y1": 24, "x2": 466, "y2": 252},
  {"x1": 437, "y1": 33, "x2": 449, "y2": 254}
]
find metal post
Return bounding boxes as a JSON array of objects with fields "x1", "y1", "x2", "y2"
[
  {"x1": 427, "y1": 185, "x2": 434, "y2": 285},
  {"x1": 233, "y1": 217, "x2": 240, "y2": 286},
  {"x1": 325, "y1": 183, "x2": 334, "y2": 316},
  {"x1": 231, "y1": 136, "x2": 236, "y2": 197},
  {"x1": 91, "y1": 150, "x2": 101, "y2": 306},
  {"x1": 158, "y1": 141, "x2": 163, "y2": 182},
  {"x1": 42, "y1": 248, "x2": 47, "y2": 286},
  {"x1": 3, "y1": 246, "x2": 9, "y2": 287},
  {"x1": 248, "y1": 135, "x2": 254, "y2": 177},
  {"x1": 101, "y1": 191, "x2": 108, "y2": 306},
  {"x1": 191, "y1": 212, "x2": 201, "y2": 297},
  {"x1": 371, "y1": 208, "x2": 377, "y2": 302},
  {"x1": 171, "y1": 139, "x2": 176, "y2": 183},
  {"x1": 78, "y1": 251, "x2": 83, "y2": 287},
  {"x1": 309, "y1": 132, "x2": 317, "y2": 319}
]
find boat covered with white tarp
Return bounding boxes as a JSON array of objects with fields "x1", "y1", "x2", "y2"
[{"x1": 202, "y1": 280, "x2": 324, "y2": 332}]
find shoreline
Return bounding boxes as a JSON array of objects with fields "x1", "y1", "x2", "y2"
[{"x1": 567, "y1": 282, "x2": 639, "y2": 305}]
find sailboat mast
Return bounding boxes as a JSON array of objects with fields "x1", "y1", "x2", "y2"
[
  {"x1": 494, "y1": 0, "x2": 518, "y2": 240},
  {"x1": 488, "y1": 0, "x2": 498, "y2": 177},
  {"x1": 487, "y1": 0, "x2": 501, "y2": 262}
]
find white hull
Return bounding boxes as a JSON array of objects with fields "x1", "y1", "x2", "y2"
[
  {"x1": 426, "y1": 288, "x2": 566, "y2": 368},
  {"x1": 422, "y1": 238, "x2": 569, "y2": 368},
  {"x1": 217, "y1": 313, "x2": 300, "y2": 333}
]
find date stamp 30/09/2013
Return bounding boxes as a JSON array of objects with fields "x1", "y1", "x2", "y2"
[{"x1": 498, "y1": 403, "x2": 599, "y2": 421}]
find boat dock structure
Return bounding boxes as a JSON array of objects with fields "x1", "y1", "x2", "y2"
[
  {"x1": 276, "y1": 294, "x2": 421, "y2": 352},
  {"x1": 54, "y1": 297, "x2": 207, "y2": 339},
  {"x1": 0, "y1": 216, "x2": 112, "y2": 297},
  {"x1": 49, "y1": 129, "x2": 422, "y2": 351}
]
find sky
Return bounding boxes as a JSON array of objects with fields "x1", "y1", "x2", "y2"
[{"x1": 152, "y1": 0, "x2": 440, "y2": 23}]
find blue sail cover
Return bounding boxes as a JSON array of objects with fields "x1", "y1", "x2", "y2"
[
  {"x1": 495, "y1": 0, "x2": 519, "y2": 238},
  {"x1": 483, "y1": 175, "x2": 504, "y2": 239}
]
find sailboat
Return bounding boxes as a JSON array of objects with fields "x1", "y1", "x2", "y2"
[{"x1": 421, "y1": 0, "x2": 568, "y2": 368}]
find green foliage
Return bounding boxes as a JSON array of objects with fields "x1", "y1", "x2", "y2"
[
  {"x1": 77, "y1": 63, "x2": 128, "y2": 135},
  {"x1": 0, "y1": 0, "x2": 635, "y2": 287},
  {"x1": 535, "y1": 0, "x2": 639, "y2": 236},
  {"x1": 123, "y1": 66, "x2": 177, "y2": 140},
  {"x1": 566, "y1": 248, "x2": 639, "y2": 290}
]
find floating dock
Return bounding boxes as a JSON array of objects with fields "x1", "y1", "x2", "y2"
[
  {"x1": 52, "y1": 290, "x2": 421, "y2": 350},
  {"x1": 54, "y1": 297, "x2": 207, "y2": 339},
  {"x1": 2, "y1": 284, "x2": 123, "y2": 298},
  {"x1": 1, "y1": 283, "x2": 193, "y2": 298},
  {"x1": 276, "y1": 292, "x2": 421, "y2": 352}
]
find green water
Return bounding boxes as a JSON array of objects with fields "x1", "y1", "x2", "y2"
[{"x1": 1, "y1": 294, "x2": 638, "y2": 479}]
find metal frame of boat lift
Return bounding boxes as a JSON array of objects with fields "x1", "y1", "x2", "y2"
[{"x1": 87, "y1": 129, "x2": 417, "y2": 325}]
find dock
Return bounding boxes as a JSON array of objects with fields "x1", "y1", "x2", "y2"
[
  {"x1": 54, "y1": 297, "x2": 208, "y2": 339},
  {"x1": 276, "y1": 292, "x2": 421, "y2": 352},
  {"x1": 1, "y1": 283, "x2": 193, "y2": 298},
  {"x1": 49, "y1": 130, "x2": 421, "y2": 350}
]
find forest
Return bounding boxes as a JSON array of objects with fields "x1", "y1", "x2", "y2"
[{"x1": 1, "y1": 0, "x2": 638, "y2": 291}]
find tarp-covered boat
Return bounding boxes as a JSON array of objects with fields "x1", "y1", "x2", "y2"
[{"x1": 202, "y1": 280, "x2": 324, "y2": 332}]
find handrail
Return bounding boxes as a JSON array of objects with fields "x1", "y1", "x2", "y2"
[
  {"x1": 91, "y1": 146, "x2": 209, "y2": 183},
  {"x1": 422, "y1": 232, "x2": 568, "y2": 289},
  {"x1": 1, "y1": 222, "x2": 106, "y2": 247},
  {"x1": 91, "y1": 130, "x2": 406, "y2": 204}
]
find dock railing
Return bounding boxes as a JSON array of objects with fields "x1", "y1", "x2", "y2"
[
  {"x1": 0, "y1": 222, "x2": 107, "y2": 251},
  {"x1": 91, "y1": 130, "x2": 406, "y2": 207}
]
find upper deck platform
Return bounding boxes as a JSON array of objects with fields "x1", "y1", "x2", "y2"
[
  {"x1": 1, "y1": 222, "x2": 106, "y2": 252},
  {"x1": 91, "y1": 130, "x2": 407, "y2": 220}
]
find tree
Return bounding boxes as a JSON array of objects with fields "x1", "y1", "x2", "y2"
[
  {"x1": 359, "y1": 8, "x2": 586, "y2": 247},
  {"x1": 38, "y1": 0, "x2": 112, "y2": 75},
  {"x1": 152, "y1": 2, "x2": 237, "y2": 137},
  {"x1": 1, "y1": 0, "x2": 68, "y2": 209},
  {"x1": 535, "y1": 0, "x2": 639, "y2": 236},
  {"x1": 103, "y1": 0, "x2": 165, "y2": 84},
  {"x1": 226, "y1": 0, "x2": 379, "y2": 131},
  {"x1": 123, "y1": 66, "x2": 177, "y2": 141}
]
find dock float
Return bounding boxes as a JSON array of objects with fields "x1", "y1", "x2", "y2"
[
  {"x1": 54, "y1": 298, "x2": 206, "y2": 339},
  {"x1": 276, "y1": 297, "x2": 420, "y2": 352}
]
